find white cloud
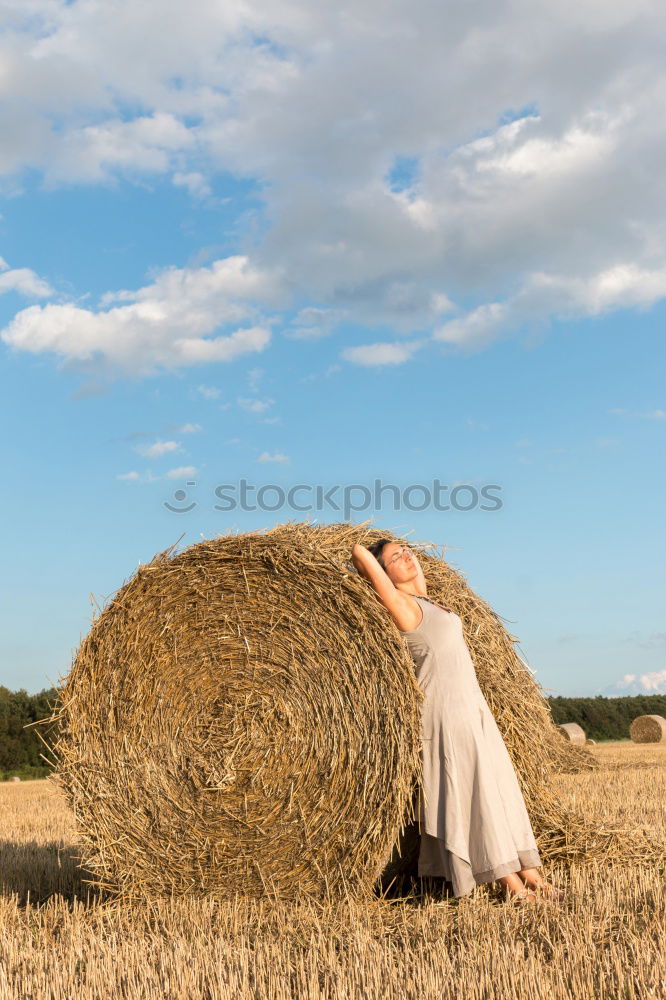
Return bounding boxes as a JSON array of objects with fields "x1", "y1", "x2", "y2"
[
  {"x1": 136, "y1": 439, "x2": 179, "y2": 459},
  {"x1": 1, "y1": 255, "x2": 278, "y2": 376},
  {"x1": 237, "y1": 396, "x2": 274, "y2": 413},
  {"x1": 2, "y1": 0, "x2": 666, "y2": 364},
  {"x1": 176, "y1": 422, "x2": 202, "y2": 434},
  {"x1": 610, "y1": 407, "x2": 666, "y2": 419},
  {"x1": 246, "y1": 367, "x2": 264, "y2": 391},
  {"x1": 196, "y1": 385, "x2": 221, "y2": 399},
  {"x1": 257, "y1": 451, "x2": 289, "y2": 463},
  {"x1": 0, "y1": 257, "x2": 52, "y2": 298},
  {"x1": 116, "y1": 469, "x2": 160, "y2": 483},
  {"x1": 172, "y1": 171, "x2": 211, "y2": 200},
  {"x1": 433, "y1": 263, "x2": 666, "y2": 354},
  {"x1": 166, "y1": 465, "x2": 197, "y2": 479},
  {"x1": 340, "y1": 339, "x2": 424, "y2": 367},
  {"x1": 606, "y1": 670, "x2": 666, "y2": 695}
]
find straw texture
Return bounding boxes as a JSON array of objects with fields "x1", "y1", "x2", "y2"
[
  {"x1": 558, "y1": 723, "x2": 587, "y2": 746},
  {"x1": 49, "y1": 521, "x2": 665, "y2": 900},
  {"x1": 630, "y1": 715, "x2": 666, "y2": 744}
]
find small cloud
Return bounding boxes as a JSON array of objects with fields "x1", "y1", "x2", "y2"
[
  {"x1": 604, "y1": 669, "x2": 666, "y2": 695},
  {"x1": 196, "y1": 385, "x2": 221, "y2": 400},
  {"x1": 136, "y1": 439, "x2": 180, "y2": 459},
  {"x1": 116, "y1": 470, "x2": 160, "y2": 483},
  {"x1": 430, "y1": 292, "x2": 456, "y2": 315},
  {"x1": 247, "y1": 367, "x2": 264, "y2": 391},
  {"x1": 300, "y1": 363, "x2": 342, "y2": 384},
  {"x1": 238, "y1": 396, "x2": 274, "y2": 413},
  {"x1": 166, "y1": 465, "x2": 197, "y2": 479},
  {"x1": 257, "y1": 451, "x2": 289, "y2": 463},
  {"x1": 609, "y1": 406, "x2": 666, "y2": 420},
  {"x1": 225, "y1": 437, "x2": 241, "y2": 445},
  {"x1": 341, "y1": 340, "x2": 423, "y2": 367},
  {"x1": 262, "y1": 416, "x2": 281, "y2": 424},
  {"x1": 0, "y1": 257, "x2": 53, "y2": 299},
  {"x1": 172, "y1": 171, "x2": 211, "y2": 199},
  {"x1": 176, "y1": 422, "x2": 202, "y2": 434}
]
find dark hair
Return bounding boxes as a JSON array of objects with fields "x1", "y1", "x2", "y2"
[{"x1": 366, "y1": 537, "x2": 393, "y2": 570}]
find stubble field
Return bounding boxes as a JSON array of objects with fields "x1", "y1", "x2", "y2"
[{"x1": 0, "y1": 741, "x2": 665, "y2": 1000}]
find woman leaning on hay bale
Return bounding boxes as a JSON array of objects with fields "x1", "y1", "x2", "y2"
[{"x1": 351, "y1": 539, "x2": 566, "y2": 906}]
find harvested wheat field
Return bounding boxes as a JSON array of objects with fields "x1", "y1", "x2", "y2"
[
  {"x1": 49, "y1": 521, "x2": 662, "y2": 904},
  {"x1": 0, "y1": 743, "x2": 665, "y2": 1000}
]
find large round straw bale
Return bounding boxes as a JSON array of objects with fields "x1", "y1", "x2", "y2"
[
  {"x1": 630, "y1": 715, "x2": 666, "y2": 744},
  {"x1": 558, "y1": 723, "x2": 586, "y2": 746},
  {"x1": 51, "y1": 521, "x2": 664, "y2": 900},
  {"x1": 54, "y1": 525, "x2": 422, "y2": 900}
]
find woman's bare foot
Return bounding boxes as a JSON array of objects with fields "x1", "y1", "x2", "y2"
[
  {"x1": 509, "y1": 886, "x2": 538, "y2": 906},
  {"x1": 517, "y1": 867, "x2": 566, "y2": 902},
  {"x1": 498, "y1": 872, "x2": 538, "y2": 904}
]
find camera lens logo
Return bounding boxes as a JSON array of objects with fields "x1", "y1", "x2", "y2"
[{"x1": 163, "y1": 481, "x2": 197, "y2": 513}]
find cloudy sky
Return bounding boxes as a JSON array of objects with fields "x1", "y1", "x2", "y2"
[{"x1": 1, "y1": 0, "x2": 664, "y2": 697}]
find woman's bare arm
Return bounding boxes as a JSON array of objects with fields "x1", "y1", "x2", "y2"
[{"x1": 351, "y1": 543, "x2": 421, "y2": 632}]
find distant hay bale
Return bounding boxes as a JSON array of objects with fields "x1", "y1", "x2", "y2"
[
  {"x1": 8, "y1": 776, "x2": 21, "y2": 783},
  {"x1": 630, "y1": 715, "x2": 666, "y2": 744},
  {"x1": 49, "y1": 521, "x2": 664, "y2": 901},
  {"x1": 558, "y1": 723, "x2": 586, "y2": 746},
  {"x1": 586, "y1": 739, "x2": 597, "y2": 746}
]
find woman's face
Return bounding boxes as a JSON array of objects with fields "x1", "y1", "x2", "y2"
[{"x1": 381, "y1": 543, "x2": 419, "y2": 585}]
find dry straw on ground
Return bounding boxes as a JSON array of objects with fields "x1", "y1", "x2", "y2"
[
  {"x1": 48, "y1": 521, "x2": 666, "y2": 901},
  {"x1": 630, "y1": 715, "x2": 666, "y2": 744},
  {"x1": 558, "y1": 723, "x2": 587, "y2": 746}
]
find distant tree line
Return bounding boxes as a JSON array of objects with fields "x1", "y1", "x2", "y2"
[
  {"x1": 547, "y1": 694, "x2": 666, "y2": 741},
  {"x1": 1, "y1": 687, "x2": 665, "y2": 779},
  {"x1": 0, "y1": 686, "x2": 58, "y2": 779}
]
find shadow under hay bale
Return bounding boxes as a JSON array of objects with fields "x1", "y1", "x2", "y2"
[
  {"x1": 49, "y1": 521, "x2": 666, "y2": 902},
  {"x1": 630, "y1": 715, "x2": 666, "y2": 744},
  {"x1": 558, "y1": 722, "x2": 587, "y2": 746}
]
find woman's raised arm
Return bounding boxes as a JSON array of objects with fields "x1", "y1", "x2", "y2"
[{"x1": 351, "y1": 543, "x2": 420, "y2": 630}]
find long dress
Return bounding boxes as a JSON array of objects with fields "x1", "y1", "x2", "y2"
[{"x1": 399, "y1": 594, "x2": 541, "y2": 897}]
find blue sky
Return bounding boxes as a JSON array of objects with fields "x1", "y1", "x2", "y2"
[{"x1": 1, "y1": 0, "x2": 664, "y2": 698}]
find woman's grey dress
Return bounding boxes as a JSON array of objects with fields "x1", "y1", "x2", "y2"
[{"x1": 400, "y1": 594, "x2": 541, "y2": 897}]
